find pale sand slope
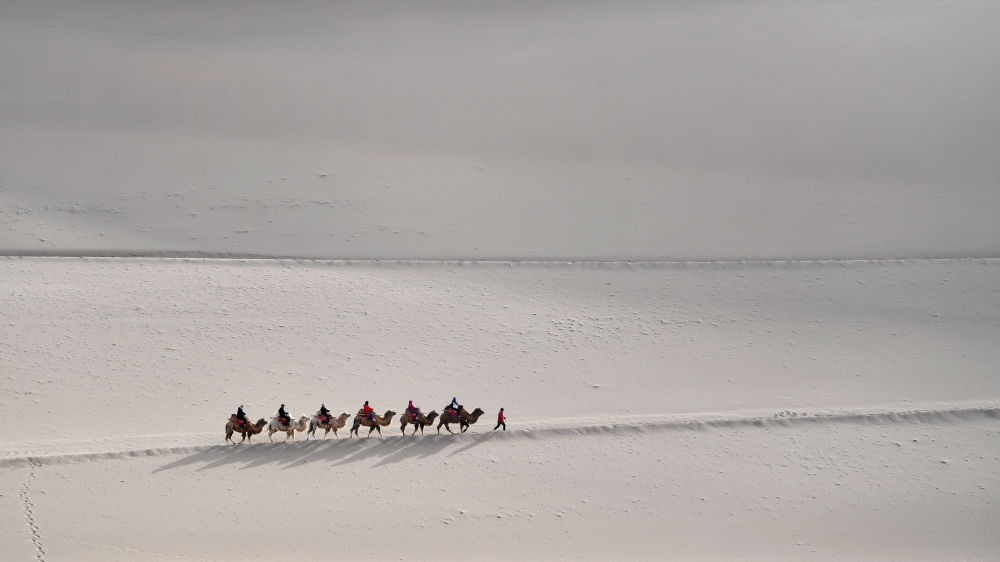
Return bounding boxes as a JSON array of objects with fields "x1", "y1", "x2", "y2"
[
  {"x1": 3, "y1": 0, "x2": 1000, "y2": 557},
  {"x1": 0, "y1": 411, "x2": 997, "y2": 560},
  {"x1": 2, "y1": 0, "x2": 999, "y2": 259},
  {"x1": 1, "y1": 257, "x2": 998, "y2": 559},
  {"x1": 1, "y1": 258, "x2": 998, "y2": 446}
]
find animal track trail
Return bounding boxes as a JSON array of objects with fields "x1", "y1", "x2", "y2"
[{"x1": 19, "y1": 462, "x2": 46, "y2": 561}]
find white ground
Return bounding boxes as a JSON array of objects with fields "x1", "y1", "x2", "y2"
[
  {"x1": 2, "y1": 0, "x2": 1000, "y2": 560},
  {"x1": 1, "y1": 258, "x2": 998, "y2": 560}
]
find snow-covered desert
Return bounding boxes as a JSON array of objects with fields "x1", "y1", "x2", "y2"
[{"x1": 2, "y1": 1, "x2": 999, "y2": 560}]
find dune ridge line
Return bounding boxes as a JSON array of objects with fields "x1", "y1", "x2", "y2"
[
  {"x1": 1, "y1": 253, "x2": 999, "y2": 271},
  {"x1": 1, "y1": 404, "x2": 996, "y2": 470}
]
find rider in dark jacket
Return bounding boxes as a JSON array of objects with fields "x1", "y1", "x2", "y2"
[
  {"x1": 319, "y1": 403, "x2": 331, "y2": 423},
  {"x1": 236, "y1": 405, "x2": 248, "y2": 425},
  {"x1": 277, "y1": 404, "x2": 290, "y2": 425}
]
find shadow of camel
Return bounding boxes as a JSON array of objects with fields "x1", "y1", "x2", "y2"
[{"x1": 155, "y1": 432, "x2": 495, "y2": 473}]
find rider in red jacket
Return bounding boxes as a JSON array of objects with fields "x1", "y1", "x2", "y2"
[
  {"x1": 407, "y1": 400, "x2": 421, "y2": 420},
  {"x1": 362, "y1": 401, "x2": 375, "y2": 421}
]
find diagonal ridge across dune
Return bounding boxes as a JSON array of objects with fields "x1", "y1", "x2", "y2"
[
  {"x1": 1, "y1": 254, "x2": 999, "y2": 266},
  {"x1": 1, "y1": 403, "x2": 996, "y2": 470}
]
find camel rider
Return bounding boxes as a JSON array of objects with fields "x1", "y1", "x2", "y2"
[
  {"x1": 362, "y1": 400, "x2": 375, "y2": 421},
  {"x1": 407, "y1": 400, "x2": 421, "y2": 421},
  {"x1": 446, "y1": 397, "x2": 461, "y2": 414},
  {"x1": 277, "y1": 404, "x2": 290, "y2": 425},
  {"x1": 319, "y1": 403, "x2": 331, "y2": 424},
  {"x1": 236, "y1": 405, "x2": 248, "y2": 426}
]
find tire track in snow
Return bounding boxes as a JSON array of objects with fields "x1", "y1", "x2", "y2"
[{"x1": 0, "y1": 404, "x2": 997, "y2": 470}]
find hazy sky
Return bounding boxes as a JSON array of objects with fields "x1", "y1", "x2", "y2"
[{"x1": 2, "y1": 0, "x2": 998, "y2": 258}]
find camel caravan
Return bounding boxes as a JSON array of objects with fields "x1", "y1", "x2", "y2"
[{"x1": 225, "y1": 399, "x2": 496, "y2": 444}]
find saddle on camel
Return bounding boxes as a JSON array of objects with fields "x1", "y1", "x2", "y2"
[
  {"x1": 276, "y1": 404, "x2": 291, "y2": 426},
  {"x1": 235, "y1": 405, "x2": 249, "y2": 426},
  {"x1": 318, "y1": 403, "x2": 332, "y2": 425},
  {"x1": 405, "y1": 400, "x2": 422, "y2": 422}
]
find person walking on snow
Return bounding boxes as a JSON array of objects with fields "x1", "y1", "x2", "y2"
[
  {"x1": 362, "y1": 400, "x2": 375, "y2": 422},
  {"x1": 493, "y1": 407, "x2": 506, "y2": 431}
]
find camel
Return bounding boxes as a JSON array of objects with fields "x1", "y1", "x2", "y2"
[
  {"x1": 307, "y1": 411, "x2": 350, "y2": 439},
  {"x1": 399, "y1": 410, "x2": 439, "y2": 435},
  {"x1": 225, "y1": 415, "x2": 267, "y2": 444},
  {"x1": 350, "y1": 409, "x2": 397, "y2": 437},
  {"x1": 437, "y1": 407, "x2": 485, "y2": 434},
  {"x1": 267, "y1": 415, "x2": 310, "y2": 442}
]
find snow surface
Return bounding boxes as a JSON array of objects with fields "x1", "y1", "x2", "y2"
[{"x1": 2, "y1": 0, "x2": 999, "y2": 560}]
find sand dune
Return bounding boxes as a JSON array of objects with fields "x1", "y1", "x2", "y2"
[
  {"x1": 2, "y1": 0, "x2": 999, "y2": 559},
  {"x1": 1, "y1": 256, "x2": 998, "y2": 559},
  {"x1": 3, "y1": 0, "x2": 999, "y2": 260},
  {"x1": 2, "y1": 402, "x2": 997, "y2": 470},
  {"x1": 2, "y1": 406, "x2": 996, "y2": 561},
  {"x1": 3, "y1": 256, "x2": 998, "y2": 443}
]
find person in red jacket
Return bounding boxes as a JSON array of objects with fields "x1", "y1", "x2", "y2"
[
  {"x1": 362, "y1": 400, "x2": 375, "y2": 422},
  {"x1": 493, "y1": 407, "x2": 505, "y2": 431},
  {"x1": 406, "y1": 400, "x2": 421, "y2": 421}
]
